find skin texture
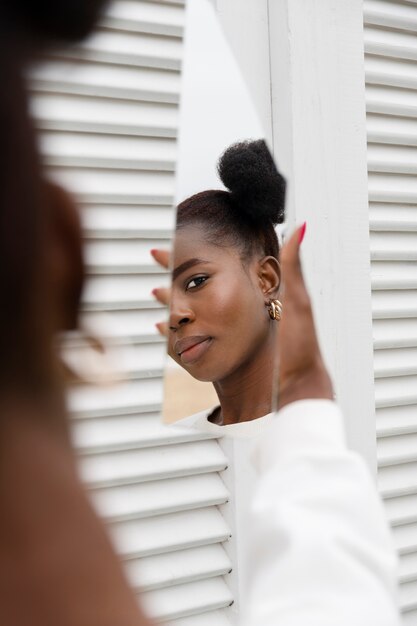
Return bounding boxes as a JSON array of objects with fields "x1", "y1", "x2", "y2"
[
  {"x1": 275, "y1": 226, "x2": 333, "y2": 408},
  {"x1": 0, "y1": 2, "x2": 152, "y2": 623},
  {"x1": 0, "y1": 183, "x2": 153, "y2": 626},
  {"x1": 163, "y1": 225, "x2": 281, "y2": 424},
  {"x1": 152, "y1": 225, "x2": 333, "y2": 414}
]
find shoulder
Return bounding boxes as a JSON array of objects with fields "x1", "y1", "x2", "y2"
[{"x1": 172, "y1": 406, "x2": 219, "y2": 431}]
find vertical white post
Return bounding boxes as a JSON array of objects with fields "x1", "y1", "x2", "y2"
[
  {"x1": 269, "y1": 0, "x2": 377, "y2": 473},
  {"x1": 215, "y1": 0, "x2": 272, "y2": 143}
]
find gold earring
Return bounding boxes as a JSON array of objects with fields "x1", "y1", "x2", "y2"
[{"x1": 267, "y1": 299, "x2": 283, "y2": 321}]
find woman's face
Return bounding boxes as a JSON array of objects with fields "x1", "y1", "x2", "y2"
[{"x1": 168, "y1": 225, "x2": 277, "y2": 383}]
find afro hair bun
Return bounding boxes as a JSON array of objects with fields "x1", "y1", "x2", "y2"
[{"x1": 217, "y1": 139, "x2": 286, "y2": 225}]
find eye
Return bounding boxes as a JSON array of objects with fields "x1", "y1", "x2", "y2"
[{"x1": 186, "y1": 275, "x2": 208, "y2": 290}]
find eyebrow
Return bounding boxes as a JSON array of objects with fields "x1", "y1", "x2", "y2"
[{"x1": 172, "y1": 258, "x2": 209, "y2": 281}]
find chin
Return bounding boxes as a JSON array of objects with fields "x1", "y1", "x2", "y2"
[{"x1": 182, "y1": 360, "x2": 230, "y2": 384}]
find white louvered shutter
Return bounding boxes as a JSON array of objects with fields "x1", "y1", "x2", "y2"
[
  {"x1": 30, "y1": 1, "x2": 234, "y2": 622},
  {"x1": 364, "y1": 0, "x2": 417, "y2": 621}
]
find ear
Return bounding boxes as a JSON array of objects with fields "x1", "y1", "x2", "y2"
[{"x1": 257, "y1": 256, "x2": 281, "y2": 299}]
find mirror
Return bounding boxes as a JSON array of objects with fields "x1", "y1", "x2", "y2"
[{"x1": 161, "y1": 0, "x2": 285, "y2": 426}]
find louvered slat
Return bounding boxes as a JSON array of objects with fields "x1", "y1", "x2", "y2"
[
  {"x1": 365, "y1": 1, "x2": 417, "y2": 618},
  {"x1": 31, "y1": 2, "x2": 233, "y2": 622}
]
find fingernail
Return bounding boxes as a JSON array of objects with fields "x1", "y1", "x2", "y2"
[
  {"x1": 150, "y1": 249, "x2": 157, "y2": 257},
  {"x1": 298, "y1": 222, "x2": 307, "y2": 245},
  {"x1": 151, "y1": 288, "x2": 158, "y2": 296}
]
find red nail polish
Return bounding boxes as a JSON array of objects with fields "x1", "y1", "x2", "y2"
[
  {"x1": 150, "y1": 249, "x2": 156, "y2": 256},
  {"x1": 298, "y1": 222, "x2": 307, "y2": 244}
]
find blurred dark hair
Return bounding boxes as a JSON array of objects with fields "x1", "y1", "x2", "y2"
[
  {"x1": 177, "y1": 139, "x2": 286, "y2": 261},
  {"x1": 0, "y1": 0, "x2": 108, "y2": 390}
]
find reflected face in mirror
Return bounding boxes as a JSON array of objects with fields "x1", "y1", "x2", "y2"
[
  {"x1": 168, "y1": 224, "x2": 279, "y2": 386},
  {"x1": 163, "y1": 139, "x2": 286, "y2": 424}
]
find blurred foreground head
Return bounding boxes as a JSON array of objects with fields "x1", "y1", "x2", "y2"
[{"x1": 0, "y1": 0, "x2": 108, "y2": 393}]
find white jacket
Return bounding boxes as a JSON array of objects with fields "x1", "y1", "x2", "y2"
[{"x1": 243, "y1": 399, "x2": 401, "y2": 626}]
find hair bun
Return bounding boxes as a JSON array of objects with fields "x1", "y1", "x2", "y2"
[{"x1": 217, "y1": 139, "x2": 286, "y2": 225}]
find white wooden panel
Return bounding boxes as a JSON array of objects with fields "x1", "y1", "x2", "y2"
[
  {"x1": 400, "y1": 579, "x2": 417, "y2": 614},
  {"x1": 364, "y1": 0, "x2": 417, "y2": 33},
  {"x1": 66, "y1": 28, "x2": 182, "y2": 69},
  {"x1": 365, "y1": 55, "x2": 417, "y2": 90},
  {"x1": 367, "y1": 114, "x2": 417, "y2": 146},
  {"x1": 372, "y1": 290, "x2": 417, "y2": 319},
  {"x1": 392, "y1": 522, "x2": 417, "y2": 556},
  {"x1": 378, "y1": 432, "x2": 417, "y2": 467},
  {"x1": 374, "y1": 318, "x2": 417, "y2": 349},
  {"x1": 83, "y1": 237, "x2": 171, "y2": 268},
  {"x1": 171, "y1": 612, "x2": 232, "y2": 626},
  {"x1": 365, "y1": 0, "x2": 417, "y2": 615},
  {"x1": 399, "y1": 551, "x2": 417, "y2": 583},
  {"x1": 366, "y1": 84, "x2": 417, "y2": 118},
  {"x1": 378, "y1": 460, "x2": 417, "y2": 498},
  {"x1": 111, "y1": 508, "x2": 231, "y2": 558},
  {"x1": 72, "y1": 413, "x2": 213, "y2": 452},
  {"x1": 92, "y1": 473, "x2": 229, "y2": 521},
  {"x1": 104, "y1": 0, "x2": 185, "y2": 36},
  {"x1": 46, "y1": 167, "x2": 175, "y2": 201},
  {"x1": 375, "y1": 375, "x2": 417, "y2": 409},
  {"x1": 377, "y1": 404, "x2": 417, "y2": 436},
  {"x1": 126, "y1": 544, "x2": 231, "y2": 591},
  {"x1": 374, "y1": 347, "x2": 417, "y2": 378},
  {"x1": 384, "y1": 492, "x2": 417, "y2": 527},
  {"x1": 368, "y1": 144, "x2": 417, "y2": 175},
  {"x1": 364, "y1": 25, "x2": 417, "y2": 61},
  {"x1": 370, "y1": 204, "x2": 417, "y2": 232},
  {"x1": 80, "y1": 440, "x2": 228, "y2": 487},
  {"x1": 82, "y1": 272, "x2": 171, "y2": 307},
  {"x1": 31, "y1": 3, "x2": 234, "y2": 622},
  {"x1": 80, "y1": 308, "x2": 166, "y2": 340},
  {"x1": 30, "y1": 60, "x2": 181, "y2": 103},
  {"x1": 141, "y1": 577, "x2": 233, "y2": 622},
  {"x1": 81, "y1": 204, "x2": 175, "y2": 233},
  {"x1": 32, "y1": 94, "x2": 178, "y2": 138},
  {"x1": 68, "y1": 378, "x2": 164, "y2": 415},
  {"x1": 40, "y1": 132, "x2": 177, "y2": 170}
]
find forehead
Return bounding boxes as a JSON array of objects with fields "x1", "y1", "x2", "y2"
[{"x1": 173, "y1": 225, "x2": 240, "y2": 266}]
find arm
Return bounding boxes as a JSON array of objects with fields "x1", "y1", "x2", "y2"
[
  {"x1": 0, "y1": 399, "x2": 153, "y2": 626},
  {"x1": 243, "y1": 227, "x2": 401, "y2": 625},
  {"x1": 243, "y1": 399, "x2": 400, "y2": 626}
]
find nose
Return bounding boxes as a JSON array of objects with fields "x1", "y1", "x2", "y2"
[{"x1": 169, "y1": 293, "x2": 195, "y2": 331}]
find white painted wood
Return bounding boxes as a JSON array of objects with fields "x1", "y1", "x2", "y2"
[
  {"x1": 31, "y1": 2, "x2": 234, "y2": 622},
  {"x1": 268, "y1": 0, "x2": 377, "y2": 471},
  {"x1": 141, "y1": 577, "x2": 233, "y2": 622},
  {"x1": 215, "y1": 0, "x2": 272, "y2": 142},
  {"x1": 364, "y1": 0, "x2": 417, "y2": 616}
]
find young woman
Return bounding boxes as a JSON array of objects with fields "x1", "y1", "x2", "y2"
[{"x1": 154, "y1": 139, "x2": 285, "y2": 428}]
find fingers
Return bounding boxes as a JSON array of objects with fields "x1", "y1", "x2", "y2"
[
  {"x1": 280, "y1": 224, "x2": 305, "y2": 291},
  {"x1": 151, "y1": 249, "x2": 170, "y2": 270},
  {"x1": 151, "y1": 287, "x2": 170, "y2": 306},
  {"x1": 277, "y1": 223, "x2": 334, "y2": 407},
  {"x1": 155, "y1": 321, "x2": 169, "y2": 337},
  {"x1": 150, "y1": 249, "x2": 171, "y2": 336}
]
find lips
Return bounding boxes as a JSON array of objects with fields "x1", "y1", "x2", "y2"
[
  {"x1": 175, "y1": 335, "x2": 212, "y2": 356},
  {"x1": 173, "y1": 335, "x2": 213, "y2": 365}
]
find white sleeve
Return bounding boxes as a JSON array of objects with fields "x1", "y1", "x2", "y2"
[{"x1": 242, "y1": 399, "x2": 401, "y2": 626}]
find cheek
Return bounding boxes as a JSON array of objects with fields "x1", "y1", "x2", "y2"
[{"x1": 212, "y1": 279, "x2": 265, "y2": 332}]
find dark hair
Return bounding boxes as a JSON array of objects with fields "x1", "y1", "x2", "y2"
[
  {"x1": 177, "y1": 139, "x2": 286, "y2": 261},
  {"x1": 0, "y1": 0, "x2": 107, "y2": 390}
]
